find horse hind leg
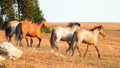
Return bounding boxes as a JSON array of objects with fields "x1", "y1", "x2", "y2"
[
  {"x1": 36, "y1": 38, "x2": 41, "y2": 48},
  {"x1": 8, "y1": 32, "x2": 14, "y2": 42},
  {"x1": 25, "y1": 36, "x2": 30, "y2": 47},
  {"x1": 30, "y1": 37, "x2": 33, "y2": 47}
]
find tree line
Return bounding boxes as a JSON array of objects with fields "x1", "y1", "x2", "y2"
[{"x1": 0, "y1": 0, "x2": 43, "y2": 28}]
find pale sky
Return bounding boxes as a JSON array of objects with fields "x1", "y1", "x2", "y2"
[{"x1": 39, "y1": 0, "x2": 120, "y2": 22}]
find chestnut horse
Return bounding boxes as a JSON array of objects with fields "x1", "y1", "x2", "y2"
[
  {"x1": 50, "y1": 23, "x2": 80, "y2": 53},
  {"x1": 71, "y1": 25, "x2": 106, "y2": 59},
  {"x1": 15, "y1": 18, "x2": 47, "y2": 47},
  {"x1": 5, "y1": 20, "x2": 20, "y2": 42}
]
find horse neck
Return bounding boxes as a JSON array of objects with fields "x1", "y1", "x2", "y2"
[
  {"x1": 36, "y1": 21, "x2": 45, "y2": 29},
  {"x1": 92, "y1": 29, "x2": 100, "y2": 37},
  {"x1": 70, "y1": 26, "x2": 79, "y2": 31}
]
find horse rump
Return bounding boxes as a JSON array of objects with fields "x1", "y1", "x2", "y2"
[
  {"x1": 15, "y1": 23, "x2": 22, "y2": 41},
  {"x1": 5, "y1": 26, "x2": 11, "y2": 42},
  {"x1": 50, "y1": 29, "x2": 58, "y2": 49}
]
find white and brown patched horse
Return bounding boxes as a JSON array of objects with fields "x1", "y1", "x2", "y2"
[
  {"x1": 71, "y1": 25, "x2": 106, "y2": 59},
  {"x1": 5, "y1": 20, "x2": 20, "y2": 42},
  {"x1": 50, "y1": 23, "x2": 81, "y2": 53}
]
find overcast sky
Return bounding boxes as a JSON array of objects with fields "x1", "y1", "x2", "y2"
[{"x1": 39, "y1": 0, "x2": 120, "y2": 22}]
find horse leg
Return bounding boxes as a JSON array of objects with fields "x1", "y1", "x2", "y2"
[
  {"x1": 19, "y1": 35, "x2": 23, "y2": 47},
  {"x1": 8, "y1": 32, "x2": 14, "y2": 42},
  {"x1": 93, "y1": 44, "x2": 100, "y2": 59},
  {"x1": 30, "y1": 37, "x2": 33, "y2": 47},
  {"x1": 83, "y1": 45, "x2": 89, "y2": 58},
  {"x1": 76, "y1": 45, "x2": 81, "y2": 57},
  {"x1": 66, "y1": 41, "x2": 72, "y2": 53},
  {"x1": 36, "y1": 38, "x2": 41, "y2": 48},
  {"x1": 25, "y1": 36, "x2": 30, "y2": 47},
  {"x1": 71, "y1": 44, "x2": 77, "y2": 56}
]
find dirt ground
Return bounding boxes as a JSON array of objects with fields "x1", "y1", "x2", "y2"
[{"x1": 0, "y1": 22, "x2": 120, "y2": 68}]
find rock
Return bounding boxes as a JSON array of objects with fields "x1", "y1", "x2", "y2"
[
  {"x1": 0, "y1": 42, "x2": 23, "y2": 60},
  {"x1": 0, "y1": 56, "x2": 5, "y2": 60}
]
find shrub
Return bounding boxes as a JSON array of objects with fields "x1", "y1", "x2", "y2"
[{"x1": 40, "y1": 26, "x2": 51, "y2": 33}]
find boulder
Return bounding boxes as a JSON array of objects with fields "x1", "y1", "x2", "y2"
[
  {"x1": 0, "y1": 56, "x2": 5, "y2": 60},
  {"x1": 0, "y1": 42, "x2": 23, "y2": 60}
]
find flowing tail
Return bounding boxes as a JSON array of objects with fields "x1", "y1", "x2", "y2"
[
  {"x1": 15, "y1": 23, "x2": 22, "y2": 41},
  {"x1": 5, "y1": 25, "x2": 11, "y2": 42},
  {"x1": 71, "y1": 31, "x2": 78, "y2": 50},
  {"x1": 50, "y1": 29, "x2": 58, "y2": 50}
]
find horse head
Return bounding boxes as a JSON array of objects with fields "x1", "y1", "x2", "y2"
[
  {"x1": 98, "y1": 25, "x2": 106, "y2": 37},
  {"x1": 67, "y1": 22, "x2": 80, "y2": 30},
  {"x1": 90, "y1": 25, "x2": 106, "y2": 37},
  {"x1": 36, "y1": 18, "x2": 47, "y2": 27}
]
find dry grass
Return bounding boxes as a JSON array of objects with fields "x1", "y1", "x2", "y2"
[{"x1": 0, "y1": 22, "x2": 120, "y2": 68}]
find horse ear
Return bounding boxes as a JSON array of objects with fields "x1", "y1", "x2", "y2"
[
  {"x1": 99, "y1": 25, "x2": 103, "y2": 28},
  {"x1": 100, "y1": 25, "x2": 103, "y2": 27}
]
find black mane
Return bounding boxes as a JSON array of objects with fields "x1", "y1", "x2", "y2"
[
  {"x1": 89, "y1": 25, "x2": 103, "y2": 31},
  {"x1": 67, "y1": 22, "x2": 80, "y2": 27}
]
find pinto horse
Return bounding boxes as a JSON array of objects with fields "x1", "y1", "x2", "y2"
[
  {"x1": 50, "y1": 22, "x2": 80, "y2": 53},
  {"x1": 71, "y1": 25, "x2": 106, "y2": 59},
  {"x1": 15, "y1": 18, "x2": 47, "y2": 47},
  {"x1": 5, "y1": 20, "x2": 20, "y2": 42}
]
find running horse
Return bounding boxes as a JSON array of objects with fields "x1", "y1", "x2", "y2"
[
  {"x1": 5, "y1": 20, "x2": 20, "y2": 42},
  {"x1": 15, "y1": 18, "x2": 47, "y2": 47},
  {"x1": 50, "y1": 22, "x2": 80, "y2": 53},
  {"x1": 71, "y1": 25, "x2": 106, "y2": 59}
]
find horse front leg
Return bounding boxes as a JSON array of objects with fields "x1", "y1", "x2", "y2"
[
  {"x1": 93, "y1": 44, "x2": 101, "y2": 59},
  {"x1": 83, "y1": 45, "x2": 89, "y2": 58},
  {"x1": 76, "y1": 45, "x2": 81, "y2": 57},
  {"x1": 71, "y1": 44, "x2": 77, "y2": 56}
]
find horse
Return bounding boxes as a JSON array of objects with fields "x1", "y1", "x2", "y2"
[
  {"x1": 71, "y1": 25, "x2": 106, "y2": 59},
  {"x1": 15, "y1": 18, "x2": 47, "y2": 47},
  {"x1": 5, "y1": 20, "x2": 20, "y2": 42},
  {"x1": 50, "y1": 22, "x2": 80, "y2": 53}
]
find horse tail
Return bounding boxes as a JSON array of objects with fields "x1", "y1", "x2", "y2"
[
  {"x1": 5, "y1": 25, "x2": 11, "y2": 41},
  {"x1": 71, "y1": 31, "x2": 78, "y2": 47},
  {"x1": 15, "y1": 23, "x2": 22, "y2": 41},
  {"x1": 50, "y1": 29, "x2": 57, "y2": 49}
]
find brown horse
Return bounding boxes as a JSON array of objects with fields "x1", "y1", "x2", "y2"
[
  {"x1": 71, "y1": 25, "x2": 106, "y2": 59},
  {"x1": 15, "y1": 18, "x2": 47, "y2": 47}
]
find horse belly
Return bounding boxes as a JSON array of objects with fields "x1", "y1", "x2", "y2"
[
  {"x1": 61, "y1": 35, "x2": 72, "y2": 41},
  {"x1": 83, "y1": 38, "x2": 94, "y2": 45}
]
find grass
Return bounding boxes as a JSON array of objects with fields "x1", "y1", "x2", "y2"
[{"x1": 0, "y1": 22, "x2": 120, "y2": 68}]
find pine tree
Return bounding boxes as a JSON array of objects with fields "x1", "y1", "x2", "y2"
[
  {"x1": 17, "y1": 0, "x2": 43, "y2": 21},
  {"x1": 3, "y1": 0, "x2": 15, "y2": 21}
]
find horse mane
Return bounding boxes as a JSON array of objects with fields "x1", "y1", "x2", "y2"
[
  {"x1": 67, "y1": 22, "x2": 80, "y2": 28},
  {"x1": 35, "y1": 18, "x2": 46, "y2": 24},
  {"x1": 89, "y1": 25, "x2": 103, "y2": 31}
]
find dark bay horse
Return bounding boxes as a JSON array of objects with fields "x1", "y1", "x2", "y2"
[
  {"x1": 5, "y1": 20, "x2": 20, "y2": 42},
  {"x1": 50, "y1": 22, "x2": 80, "y2": 53},
  {"x1": 15, "y1": 18, "x2": 47, "y2": 47},
  {"x1": 71, "y1": 25, "x2": 106, "y2": 59}
]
